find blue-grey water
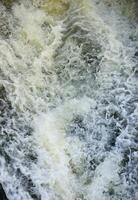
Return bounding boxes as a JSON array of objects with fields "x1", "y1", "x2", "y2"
[{"x1": 0, "y1": 0, "x2": 138, "y2": 199}]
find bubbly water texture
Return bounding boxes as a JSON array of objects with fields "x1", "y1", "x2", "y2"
[{"x1": 0, "y1": 0, "x2": 138, "y2": 199}]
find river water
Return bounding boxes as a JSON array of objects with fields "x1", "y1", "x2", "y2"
[{"x1": 0, "y1": 0, "x2": 138, "y2": 199}]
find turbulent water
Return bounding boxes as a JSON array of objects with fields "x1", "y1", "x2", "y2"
[{"x1": 0, "y1": 0, "x2": 138, "y2": 199}]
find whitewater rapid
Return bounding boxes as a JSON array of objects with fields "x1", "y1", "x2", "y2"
[{"x1": 0, "y1": 0, "x2": 137, "y2": 200}]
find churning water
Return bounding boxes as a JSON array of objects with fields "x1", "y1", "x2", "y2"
[{"x1": 0, "y1": 0, "x2": 138, "y2": 199}]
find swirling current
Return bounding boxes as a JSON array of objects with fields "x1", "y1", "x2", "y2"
[{"x1": 0, "y1": 0, "x2": 138, "y2": 200}]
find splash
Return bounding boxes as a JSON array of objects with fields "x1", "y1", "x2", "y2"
[{"x1": 0, "y1": 0, "x2": 137, "y2": 200}]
